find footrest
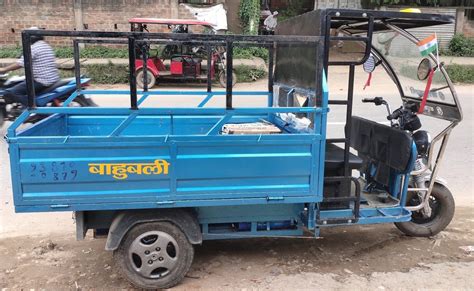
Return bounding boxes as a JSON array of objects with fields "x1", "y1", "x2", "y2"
[
  {"x1": 317, "y1": 216, "x2": 357, "y2": 225},
  {"x1": 317, "y1": 207, "x2": 411, "y2": 226}
]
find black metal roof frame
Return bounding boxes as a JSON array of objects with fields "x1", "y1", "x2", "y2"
[{"x1": 323, "y1": 9, "x2": 454, "y2": 34}]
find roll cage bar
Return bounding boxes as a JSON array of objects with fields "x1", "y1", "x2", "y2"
[{"x1": 129, "y1": 18, "x2": 215, "y2": 33}]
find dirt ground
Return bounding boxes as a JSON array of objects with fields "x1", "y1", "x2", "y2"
[
  {"x1": 1, "y1": 71, "x2": 473, "y2": 289},
  {"x1": 0, "y1": 208, "x2": 473, "y2": 289}
]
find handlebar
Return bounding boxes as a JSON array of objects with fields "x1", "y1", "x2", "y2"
[
  {"x1": 363, "y1": 96, "x2": 394, "y2": 124},
  {"x1": 362, "y1": 97, "x2": 386, "y2": 106},
  {"x1": 387, "y1": 108, "x2": 403, "y2": 121}
]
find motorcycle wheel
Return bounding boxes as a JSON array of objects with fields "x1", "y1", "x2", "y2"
[
  {"x1": 72, "y1": 95, "x2": 97, "y2": 107},
  {"x1": 0, "y1": 107, "x2": 5, "y2": 128},
  {"x1": 136, "y1": 69, "x2": 156, "y2": 89},
  {"x1": 218, "y1": 71, "x2": 237, "y2": 88},
  {"x1": 395, "y1": 183, "x2": 455, "y2": 237}
]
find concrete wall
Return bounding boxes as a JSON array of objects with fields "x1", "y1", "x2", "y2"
[
  {"x1": 456, "y1": 8, "x2": 474, "y2": 37},
  {"x1": 313, "y1": 0, "x2": 361, "y2": 9}
]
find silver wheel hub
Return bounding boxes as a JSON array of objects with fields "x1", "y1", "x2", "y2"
[{"x1": 128, "y1": 230, "x2": 179, "y2": 279}]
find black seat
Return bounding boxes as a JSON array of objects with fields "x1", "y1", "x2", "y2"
[
  {"x1": 350, "y1": 116, "x2": 414, "y2": 186},
  {"x1": 37, "y1": 78, "x2": 71, "y2": 94},
  {"x1": 350, "y1": 116, "x2": 414, "y2": 173},
  {"x1": 325, "y1": 143, "x2": 363, "y2": 171}
]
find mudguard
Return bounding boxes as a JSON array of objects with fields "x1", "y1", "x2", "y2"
[
  {"x1": 105, "y1": 208, "x2": 202, "y2": 251},
  {"x1": 135, "y1": 59, "x2": 160, "y2": 76}
]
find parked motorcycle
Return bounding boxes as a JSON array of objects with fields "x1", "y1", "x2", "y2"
[{"x1": 0, "y1": 75, "x2": 96, "y2": 127}]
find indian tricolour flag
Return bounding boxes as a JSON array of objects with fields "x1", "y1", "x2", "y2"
[{"x1": 417, "y1": 34, "x2": 438, "y2": 57}]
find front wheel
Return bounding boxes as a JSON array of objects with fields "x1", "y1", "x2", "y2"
[
  {"x1": 136, "y1": 69, "x2": 156, "y2": 89},
  {"x1": 395, "y1": 183, "x2": 455, "y2": 237},
  {"x1": 114, "y1": 221, "x2": 194, "y2": 289},
  {"x1": 218, "y1": 70, "x2": 237, "y2": 88}
]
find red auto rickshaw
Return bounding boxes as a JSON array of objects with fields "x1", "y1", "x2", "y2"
[{"x1": 129, "y1": 18, "x2": 236, "y2": 88}]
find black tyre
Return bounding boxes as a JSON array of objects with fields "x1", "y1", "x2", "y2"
[
  {"x1": 0, "y1": 107, "x2": 5, "y2": 128},
  {"x1": 395, "y1": 183, "x2": 455, "y2": 237},
  {"x1": 136, "y1": 69, "x2": 156, "y2": 89},
  {"x1": 218, "y1": 70, "x2": 237, "y2": 88},
  {"x1": 71, "y1": 95, "x2": 97, "y2": 107},
  {"x1": 114, "y1": 221, "x2": 194, "y2": 289}
]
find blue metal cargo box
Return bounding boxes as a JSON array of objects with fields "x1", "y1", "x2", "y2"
[{"x1": 7, "y1": 103, "x2": 327, "y2": 213}]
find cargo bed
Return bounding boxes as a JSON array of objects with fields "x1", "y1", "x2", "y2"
[{"x1": 8, "y1": 110, "x2": 325, "y2": 212}]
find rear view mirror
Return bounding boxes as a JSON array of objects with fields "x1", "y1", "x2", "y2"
[
  {"x1": 417, "y1": 58, "x2": 432, "y2": 81},
  {"x1": 363, "y1": 55, "x2": 376, "y2": 73}
]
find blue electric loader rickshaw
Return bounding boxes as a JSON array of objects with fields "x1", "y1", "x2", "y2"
[{"x1": 5, "y1": 9, "x2": 462, "y2": 289}]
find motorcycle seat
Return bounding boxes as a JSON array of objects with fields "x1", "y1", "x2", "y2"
[
  {"x1": 325, "y1": 143, "x2": 363, "y2": 171},
  {"x1": 38, "y1": 78, "x2": 72, "y2": 94}
]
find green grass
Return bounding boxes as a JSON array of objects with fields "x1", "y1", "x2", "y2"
[
  {"x1": 445, "y1": 34, "x2": 474, "y2": 57},
  {"x1": 1, "y1": 45, "x2": 268, "y2": 60},
  {"x1": 0, "y1": 46, "x2": 130, "y2": 58},
  {"x1": 234, "y1": 65, "x2": 266, "y2": 82},
  {"x1": 399, "y1": 64, "x2": 474, "y2": 84},
  {"x1": 445, "y1": 64, "x2": 474, "y2": 84},
  {"x1": 0, "y1": 47, "x2": 22, "y2": 58},
  {"x1": 233, "y1": 47, "x2": 269, "y2": 61},
  {"x1": 58, "y1": 63, "x2": 266, "y2": 84}
]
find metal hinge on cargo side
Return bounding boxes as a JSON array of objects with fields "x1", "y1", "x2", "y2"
[
  {"x1": 267, "y1": 196, "x2": 284, "y2": 201},
  {"x1": 50, "y1": 204, "x2": 70, "y2": 209},
  {"x1": 156, "y1": 200, "x2": 175, "y2": 205}
]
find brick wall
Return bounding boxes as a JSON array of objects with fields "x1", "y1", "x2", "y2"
[
  {"x1": 0, "y1": 0, "x2": 225, "y2": 47},
  {"x1": 0, "y1": 0, "x2": 75, "y2": 46}
]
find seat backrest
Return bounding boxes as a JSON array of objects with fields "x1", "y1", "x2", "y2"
[{"x1": 350, "y1": 116, "x2": 414, "y2": 174}]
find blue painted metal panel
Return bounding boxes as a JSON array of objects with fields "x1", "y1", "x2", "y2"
[
  {"x1": 318, "y1": 207, "x2": 412, "y2": 225},
  {"x1": 197, "y1": 204, "x2": 303, "y2": 224},
  {"x1": 9, "y1": 111, "x2": 324, "y2": 212}
]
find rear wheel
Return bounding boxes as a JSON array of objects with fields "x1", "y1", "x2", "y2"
[
  {"x1": 136, "y1": 69, "x2": 156, "y2": 89},
  {"x1": 114, "y1": 221, "x2": 194, "y2": 289},
  {"x1": 218, "y1": 70, "x2": 237, "y2": 88},
  {"x1": 395, "y1": 183, "x2": 455, "y2": 237},
  {"x1": 69, "y1": 95, "x2": 97, "y2": 107},
  {"x1": 0, "y1": 105, "x2": 5, "y2": 127}
]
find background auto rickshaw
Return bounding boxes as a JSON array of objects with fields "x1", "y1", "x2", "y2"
[{"x1": 129, "y1": 18, "x2": 236, "y2": 89}]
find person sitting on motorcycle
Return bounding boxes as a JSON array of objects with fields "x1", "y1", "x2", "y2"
[{"x1": 0, "y1": 27, "x2": 59, "y2": 106}]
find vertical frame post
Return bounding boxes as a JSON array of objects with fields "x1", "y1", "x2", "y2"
[
  {"x1": 267, "y1": 42, "x2": 274, "y2": 94},
  {"x1": 343, "y1": 64, "x2": 355, "y2": 177},
  {"x1": 225, "y1": 40, "x2": 233, "y2": 109},
  {"x1": 22, "y1": 31, "x2": 35, "y2": 108},
  {"x1": 322, "y1": 13, "x2": 332, "y2": 79},
  {"x1": 142, "y1": 42, "x2": 149, "y2": 92},
  {"x1": 73, "y1": 40, "x2": 81, "y2": 93},
  {"x1": 206, "y1": 43, "x2": 212, "y2": 93},
  {"x1": 128, "y1": 37, "x2": 138, "y2": 109}
]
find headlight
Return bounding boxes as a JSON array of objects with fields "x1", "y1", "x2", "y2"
[{"x1": 413, "y1": 130, "x2": 431, "y2": 156}]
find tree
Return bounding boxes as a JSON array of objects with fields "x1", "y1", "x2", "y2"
[{"x1": 239, "y1": 0, "x2": 260, "y2": 35}]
